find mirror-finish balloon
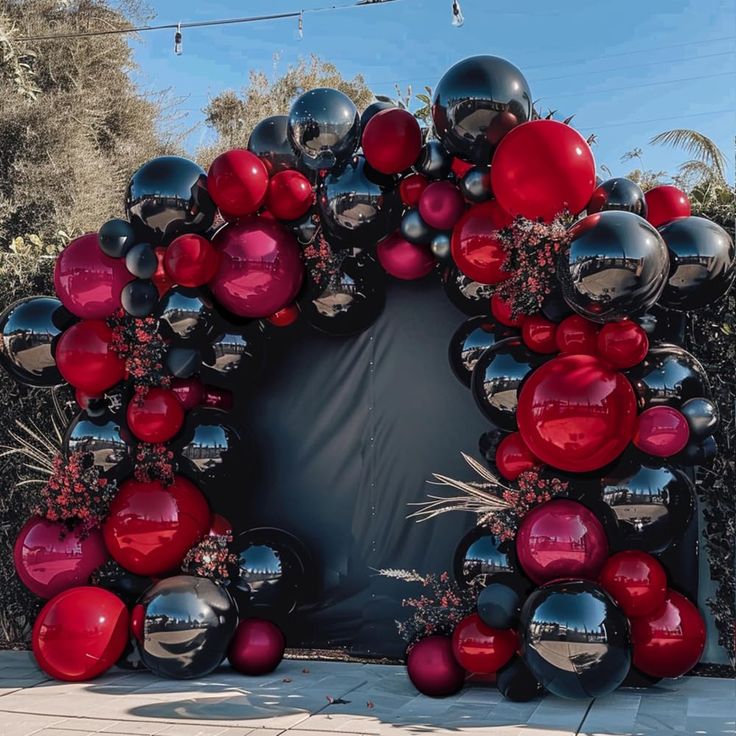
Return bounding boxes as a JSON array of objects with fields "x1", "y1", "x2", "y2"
[
  {"x1": 201, "y1": 328, "x2": 265, "y2": 386},
  {"x1": 159, "y1": 287, "x2": 215, "y2": 342},
  {"x1": 247, "y1": 115, "x2": 299, "y2": 174},
  {"x1": 63, "y1": 411, "x2": 129, "y2": 475},
  {"x1": 430, "y1": 232, "x2": 452, "y2": 261},
  {"x1": 415, "y1": 140, "x2": 453, "y2": 180},
  {"x1": 680, "y1": 397, "x2": 718, "y2": 441},
  {"x1": 453, "y1": 526, "x2": 514, "y2": 589},
  {"x1": 587, "y1": 178, "x2": 647, "y2": 217},
  {"x1": 441, "y1": 266, "x2": 495, "y2": 316},
  {"x1": 360, "y1": 100, "x2": 395, "y2": 129},
  {"x1": 460, "y1": 166, "x2": 493, "y2": 203},
  {"x1": 448, "y1": 316, "x2": 516, "y2": 386},
  {"x1": 400, "y1": 208, "x2": 434, "y2": 245}
]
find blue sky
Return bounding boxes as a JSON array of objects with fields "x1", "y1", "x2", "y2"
[{"x1": 130, "y1": 0, "x2": 735, "y2": 182}]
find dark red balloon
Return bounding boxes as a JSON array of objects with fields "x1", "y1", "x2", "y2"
[
  {"x1": 228, "y1": 618, "x2": 285, "y2": 675},
  {"x1": 419, "y1": 181, "x2": 466, "y2": 231},
  {"x1": 32, "y1": 586, "x2": 129, "y2": 681},
  {"x1": 516, "y1": 499, "x2": 608, "y2": 585},
  {"x1": 631, "y1": 590, "x2": 705, "y2": 678},
  {"x1": 407, "y1": 635, "x2": 466, "y2": 697},
  {"x1": 491, "y1": 120, "x2": 596, "y2": 222},
  {"x1": 164, "y1": 234, "x2": 220, "y2": 287},
  {"x1": 377, "y1": 233, "x2": 435, "y2": 280},
  {"x1": 633, "y1": 406, "x2": 690, "y2": 457},
  {"x1": 451, "y1": 613, "x2": 517, "y2": 674},
  {"x1": 103, "y1": 475, "x2": 209, "y2": 576},
  {"x1": 644, "y1": 185, "x2": 691, "y2": 228},
  {"x1": 207, "y1": 149, "x2": 269, "y2": 217},
  {"x1": 517, "y1": 354, "x2": 637, "y2": 472},
  {"x1": 56, "y1": 320, "x2": 125, "y2": 395},
  {"x1": 521, "y1": 315, "x2": 558, "y2": 354},
  {"x1": 496, "y1": 432, "x2": 538, "y2": 481},
  {"x1": 399, "y1": 173, "x2": 429, "y2": 206},
  {"x1": 267, "y1": 304, "x2": 300, "y2": 327},
  {"x1": 597, "y1": 320, "x2": 649, "y2": 369},
  {"x1": 208, "y1": 513, "x2": 233, "y2": 536},
  {"x1": 202, "y1": 386, "x2": 234, "y2": 411},
  {"x1": 170, "y1": 377, "x2": 205, "y2": 410},
  {"x1": 14, "y1": 517, "x2": 108, "y2": 599},
  {"x1": 599, "y1": 550, "x2": 667, "y2": 618},
  {"x1": 451, "y1": 157, "x2": 475, "y2": 177},
  {"x1": 555, "y1": 314, "x2": 599, "y2": 355},
  {"x1": 362, "y1": 108, "x2": 422, "y2": 175},
  {"x1": 491, "y1": 293, "x2": 526, "y2": 327},
  {"x1": 126, "y1": 387, "x2": 185, "y2": 443},
  {"x1": 451, "y1": 201, "x2": 513, "y2": 284},
  {"x1": 265, "y1": 170, "x2": 313, "y2": 221}
]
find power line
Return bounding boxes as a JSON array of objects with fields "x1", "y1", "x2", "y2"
[{"x1": 576, "y1": 108, "x2": 736, "y2": 132}]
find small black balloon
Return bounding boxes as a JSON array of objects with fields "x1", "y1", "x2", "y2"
[
  {"x1": 448, "y1": 316, "x2": 516, "y2": 387},
  {"x1": 496, "y1": 656, "x2": 543, "y2": 702},
  {"x1": 201, "y1": 327, "x2": 266, "y2": 387},
  {"x1": 400, "y1": 208, "x2": 435, "y2": 245},
  {"x1": 441, "y1": 266, "x2": 495, "y2": 316},
  {"x1": 478, "y1": 429, "x2": 506, "y2": 468},
  {"x1": 680, "y1": 397, "x2": 719, "y2": 440},
  {"x1": 453, "y1": 525, "x2": 514, "y2": 589},
  {"x1": 98, "y1": 218, "x2": 137, "y2": 258},
  {"x1": 166, "y1": 346, "x2": 201, "y2": 378},
  {"x1": 430, "y1": 232, "x2": 451, "y2": 261},
  {"x1": 587, "y1": 178, "x2": 647, "y2": 217},
  {"x1": 159, "y1": 287, "x2": 215, "y2": 342},
  {"x1": 675, "y1": 434, "x2": 718, "y2": 466},
  {"x1": 460, "y1": 166, "x2": 493, "y2": 203},
  {"x1": 477, "y1": 582, "x2": 522, "y2": 629},
  {"x1": 124, "y1": 243, "x2": 157, "y2": 279},
  {"x1": 64, "y1": 411, "x2": 129, "y2": 476},
  {"x1": 415, "y1": 140, "x2": 453, "y2": 180},
  {"x1": 247, "y1": 114, "x2": 298, "y2": 174},
  {"x1": 540, "y1": 287, "x2": 574, "y2": 323},
  {"x1": 121, "y1": 279, "x2": 158, "y2": 317},
  {"x1": 92, "y1": 563, "x2": 153, "y2": 608},
  {"x1": 360, "y1": 100, "x2": 395, "y2": 130}
]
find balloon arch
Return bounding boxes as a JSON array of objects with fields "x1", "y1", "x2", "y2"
[{"x1": 2, "y1": 55, "x2": 733, "y2": 700}]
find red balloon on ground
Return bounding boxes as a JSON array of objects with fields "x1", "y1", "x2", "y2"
[
  {"x1": 419, "y1": 181, "x2": 466, "y2": 231},
  {"x1": 631, "y1": 590, "x2": 706, "y2": 678},
  {"x1": 451, "y1": 613, "x2": 517, "y2": 675},
  {"x1": 451, "y1": 201, "x2": 513, "y2": 284},
  {"x1": 207, "y1": 149, "x2": 269, "y2": 217},
  {"x1": 517, "y1": 354, "x2": 637, "y2": 472},
  {"x1": 399, "y1": 173, "x2": 429, "y2": 206},
  {"x1": 127, "y1": 387, "x2": 185, "y2": 443},
  {"x1": 496, "y1": 432, "x2": 538, "y2": 481},
  {"x1": 56, "y1": 320, "x2": 125, "y2": 395},
  {"x1": 170, "y1": 377, "x2": 205, "y2": 410},
  {"x1": 164, "y1": 234, "x2": 220, "y2": 287},
  {"x1": 377, "y1": 233, "x2": 435, "y2": 280},
  {"x1": 267, "y1": 304, "x2": 300, "y2": 327},
  {"x1": 634, "y1": 406, "x2": 690, "y2": 457},
  {"x1": 555, "y1": 314, "x2": 599, "y2": 355},
  {"x1": 599, "y1": 550, "x2": 667, "y2": 618},
  {"x1": 522, "y1": 315, "x2": 558, "y2": 354},
  {"x1": 491, "y1": 120, "x2": 596, "y2": 222},
  {"x1": 362, "y1": 108, "x2": 422, "y2": 175},
  {"x1": 14, "y1": 518, "x2": 109, "y2": 599},
  {"x1": 228, "y1": 618, "x2": 285, "y2": 675},
  {"x1": 644, "y1": 185, "x2": 691, "y2": 228},
  {"x1": 490, "y1": 293, "x2": 525, "y2": 327},
  {"x1": 265, "y1": 170, "x2": 313, "y2": 221},
  {"x1": 208, "y1": 513, "x2": 233, "y2": 536},
  {"x1": 103, "y1": 475, "x2": 209, "y2": 576},
  {"x1": 32, "y1": 586, "x2": 129, "y2": 681},
  {"x1": 407, "y1": 635, "x2": 466, "y2": 697},
  {"x1": 54, "y1": 233, "x2": 132, "y2": 319},
  {"x1": 516, "y1": 499, "x2": 609, "y2": 584},
  {"x1": 210, "y1": 218, "x2": 304, "y2": 318},
  {"x1": 597, "y1": 320, "x2": 649, "y2": 369}
]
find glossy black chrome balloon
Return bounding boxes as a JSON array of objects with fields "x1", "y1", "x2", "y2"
[
  {"x1": 441, "y1": 266, "x2": 495, "y2": 315},
  {"x1": 520, "y1": 580, "x2": 631, "y2": 700},
  {"x1": 587, "y1": 178, "x2": 647, "y2": 217},
  {"x1": 477, "y1": 581, "x2": 522, "y2": 629},
  {"x1": 159, "y1": 287, "x2": 215, "y2": 342},
  {"x1": 453, "y1": 525, "x2": 514, "y2": 589},
  {"x1": 430, "y1": 232, "x2": 451, "y2": 261},
  {"x1": 400, "y1": 208, "x2": 434, "y2": 245},
  {"x1": 247, "y1": 114, "x2": 299, "y2": 174},
  {"x1": 125, "y1": 156, "x2": 216, "y2": 245},
  {"x1": 135, "y1": 575, "x2": 238, "y2": 679},
  {"x1": 432, "y1": 55, "x2": 532, "y2": 164},
  {"x1": 91, "y1": 561, "x2": 153, "y2": 607},
  {"x1": 121, "y1": 279, "x2": 158, "y2": 317},
  {"x1": 658, "y1": 216, "x2": 735, "y2": 310},
  {"x1": 459, "y1": 166, "x2": 493, "y2": 203},
  {"x1": 360, "y1": 100, "x2": 395, "y2": 130},
  {"x1": 0, "y1": 297, "x2": 64, "y2": 386},
  {"x1": 415, "y1": 140, "x2": 453, "y2": 180},
  {"x1": 288, "y1": 209, "x2": 320, "y2": 245},
  {"x1": 63, "y1": 411, "x2": 129, "y2": 475},
  {"x1": 680, "y1": 397, "x2": 719, "y2": 440},
  {"x1": 124, "y1": 243, "x2": 157, "y2": 279},
  {"x1": 496, "y1": 656, "x2": 543, "y2": 702},
  {"x1": 448, "y1": 316, "x2": 516, "y2": 386},
  {"x1": 165, "y1": 346, "x2": 201, "y2": 378},
  {"x1": 676, "y1": 434, "x2": 718, "y2": 466},
  {"x1": 98, "y1": 218, "x2": 136, "y2": 259},
  {"x1": 478, "y1": 429, "x2": 506, "y2": 469},
  {"x1": 201, "y1": 328, "x2": 265, "y2": 386},
  {"x1": 287, "y1": 88, "x2": 360, "y2": 171},
  {"x1": 540, "y1": 287, "x2": 573, "y2": 323},
  {"x1": 558, "y1": 211, "x2": 669, "y2": 323}
]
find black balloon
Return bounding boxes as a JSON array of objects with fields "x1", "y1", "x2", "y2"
[
  {"x1": 125, "y1": 156, "x2": 215, "y2": 245},
  {"x1": 680, "y1": 397, "x2": 719, "y2": 440},
  {"x1": 121, "y1": 280, "x2": 158, "y2": 317},
  {"x1": 92, "y1": 563, "x2": 153, "y2": 607},
  {"x1": 587, "y1": 178, "x2": 647, "y2": 217},
  {"x1": 478, "y1": 429, "x2": 506, "y2": 469},
  {"x1": 400, "y1": 208, "x2": 434, "y2": 245},
  {"x1": 201, "y1": 328, "x2": 265, "y2": 387},
  {"x1": 477, "y1": 581, "x2": 522, "y2": 629},
  {"x1": 0, "y1": 297, "x2": 64, "y2": 386},
  {"x1": 520, "y1": 580, "x2": 631, "y2": 699},
  {"x1": 636, "y1": 306, "x2": 685, "y2": 344},
  {"x1": 165, "y1": 346, "x2": 201, "y2": 378},
  {"x1": 430, "y1": 232, "x2": 451, "y2": 261},
  {"x1": 159, "y1": 287, "x2": 215, "y2": 342},
  {"x1": 98, "y1": 218, "x2": 137, "y2": 259},
  {"x1": 441, "y1": 266, "x2": 495, "y2": 316},
  {"x1": 124, "y1": 243, "x2": 157, "y2": 279},
  {"x1": 63, "y1": 411, "x2": 129, "y2": 475},
  {"x1": 360, "y1": 100, "x2": 395, "y2": 130},
  {"x1": 675, "y1": 434, "x2": 718, "y2": 465},
  {"x1": 658, "y1": 216, "x2": 735, "y2": 310},
  {"x1": 287, "y1": 88, "x2": 360, "y2": 171},
  {"x1": 448, "y1": 316, "x2": 516, "y2": 387},
  {"x1": 453, "y1": 525, "x2": 514, "y2": 589},
  {"x1": 415, "y1": 140, "x2": 453, "y2": 180},
  {"x1": 432, "y1": 55, "x2": 532, "y2": 164},
  {"x1": 288, "y1": 210, "x2": 320, "y2": 245},
  {"x1": 621, "y1": 666, "x2": 662, "y2": 689},
  {"x1": 540, "y1": 287, "x2": 574, "y2": 323},
  {"x1": 459, "y1": 166, "x2": 493, "y2": 203},
  {"x1": 247, "y1": 114, "x2": 299, "y2": 174},
  {"x1": 558, "y1": 211, "x2": 670, "y2": 322},
  {"x1": 496, "y1": 656, "x2": 543, "y2": 702},
  {"x1": 135, "y1": 575, "x2": 238, "y2": 679}
]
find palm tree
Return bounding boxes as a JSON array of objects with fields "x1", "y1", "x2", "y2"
[{"x1": 650, "y1": 128, "x2": 728, "y2": 186}]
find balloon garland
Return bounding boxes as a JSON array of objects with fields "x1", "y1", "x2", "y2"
[{"x1": 0, "y1": 53, "x2": 732, "y2": 700}]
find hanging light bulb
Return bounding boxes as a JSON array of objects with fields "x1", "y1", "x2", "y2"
[
  {"x1": 451, "y1": 0, "x2": 464, "y2": 27},
  {"x1": 297, "y1": 12, "x2": 304, "y2": 40},
  {"x1": 174, "y1": 22, "x2": 183, "y2": 55}
]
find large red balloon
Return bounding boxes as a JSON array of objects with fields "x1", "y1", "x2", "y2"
[
  {"x1": 164, "y1": 234, "x2": 220, "y2": 287},
  {"x1": 633, "y1": 406, "x2": 690, "y2": 458},
  {"x1": 377, "y1": 233, "x2": 435, "y2": 280},
  {"x1": 599, "y1": 550, "x2": 667, "y2": 618},
  {"x1": 451, "y1": 613, "x2": 517, "y2": 674},
  {"x1": 451, "y1": 201, "x2": 513, "y2": 284},
  {"x1": 419, "y1": 181, "x2": 466, "y2": 231},
  {"x1": 516, "y1": 499, "x2": 608, "y2": 584},
  {"x1": 631, "y1": 590, "x2": 706, "y2": 678},
  {"x1": 32, "y1": 586, "x2": 129, "y2": 681},
  {"x1": 54, "y1": 233, "x2": 132, "y2": 319},
  {"x1": 517, "y1": 353, "x2": 637, "y2": 472},
  {"x1": 265, "y1": 170, "x2": 313, "y2": 221},
  {"x1": 210, "y1": 218, "x2": 304, "y2": 318},
  {"x1": 126, "y1": 387, "x2": 185, "y2": 443},
  {"x1": 55, "y1": 320, "x2": 125, "y2": 395},
  {"x1": 491, "y1": 120, "x2": 596, "y2": 222},
  {"x1": 228, "y1": 618, "x2": 285, "y2": 675},
  {"x1": 555, "y1": 314, "x2": 599, "y2": 355},
  {"x1": 14, "y1": 517, "x2": 108, "y2": 599},
  {"x1": 207, "y1": 149, "x2": 269, "y2": 217},
  {"x1": 103, "y1": 476, "x2": 209, "y2": 576},
  {"x1": 597, "y1": 320, "x2": 649, "y2": 369},
  {"x1": 496, "y1": 432, "x2": 538, "y2": 481},
  {"x1": 644, "y1": 185, "x2": 691, "y2": 228},
  {"x1": 362, "y1": 108, "x2": 422, "y2": 175},
  {"x1": 407, "y1": 635, "x2": 466, "y2": 697}
]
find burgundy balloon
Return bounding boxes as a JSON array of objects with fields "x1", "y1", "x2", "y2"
[
  {"x1": 14, "y1": 517, "x2": 108, "y2": 599},
  {"x1": 210, "y1": 218, "x2": 304, "y2": 318},
  {"x1": 126, "y1": 387, "x2": 185, "y2": 443},
  {"x1": 419, "y1": 181, "x2": 466, "y2": 231},
  {"x1": 170, "y1": 377, "x2": 205, "y2": 410},
  {"x1": 407, "y1": 635, "x2": 466, "y2": 697},
  {"x1": 634, "y1": 406, "x2": 690, "y2": 457},
  {"x1": 496, "y1": 432, "x2": 538, "y2": 481},
  {"x1": 228, "y1": 618, "x2": 285, "y2": 675},
  {"x1": 201, "y1": 386, "x2": 234, "y2": 411},
  {"x1": 377, "y1": 233, "x2": 435, "y2": 280}
]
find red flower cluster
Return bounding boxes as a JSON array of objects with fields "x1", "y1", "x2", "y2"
[
  {"x1": 134, "y1": 442, "x2": 175, "y2": 486},
  {"x1": 181, "y1": 533, "x2": 237, "y2": 583}
]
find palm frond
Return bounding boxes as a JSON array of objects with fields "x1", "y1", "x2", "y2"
[{"x1": 650, "y1": 129, "x2": 727, "y2": 181}]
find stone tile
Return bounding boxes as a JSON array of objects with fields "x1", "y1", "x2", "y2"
[
  {"x1": 53, "y1": 719, "x2": 122, "y2": 732},
  {"x1": 97, "y1": 723, "x2": 170, "y2": 734},
  {"x1": 1, "y1": 715, "x2": 70, "y2": 736},
  {"x1": 155, "y1": 725, "x2": 232, "y2": 736}
]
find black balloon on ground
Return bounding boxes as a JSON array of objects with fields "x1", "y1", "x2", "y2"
[
  {"x1": 121, "y1": 280, "x2": 158, "y2": 317},
  {"x1": 159, "y1": 287, "x2": 215, "y2": 342},
  {"x1": 441, "y1": 266, "x2": 495, "y2": 316},
  {"x1": 98, "y1": 218, "x2": 137, "y2": 259},
  {"x1": 63, "y1": 411, "x2": 129, "y2": 476},
  {"x1": 496, "y1": 656, "x2": 543, "y2": 702},
  {"x1": 453, "y1": 525, "x2": 514, "y2": 589},
  {"x1": 448, "y1": 316, "x2": 516, "y2": 387},
  {"x1": 400, "y1": 208, "x2": 435, "y2": 245},
  {"x1": 247, "y1": 114, "x2": 299, "y2": 174},
  {"x1": 587, "y1": 178, "x2": 647, "y2": 217},
  {"x1": 415, "y1": 140, "x2": 453, "y2": 180}
]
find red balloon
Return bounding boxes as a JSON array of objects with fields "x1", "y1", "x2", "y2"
[
  {"x1": 522, "y1": 315, "x2": 558, "y2": 354},
  {"x1": 496, "y1": 432, "x2": 538, "y2": 481},
  {"x1": 126, "y1": 387, "x2": 185, "y2": 443},
  {"x1": 377, "y1": 233, "x2": 435, "y2": 280},
  {"x1": 14, "y1": 517, "x2": 108, "y2": 599},
  {"x1": 451, "y1": 157, "x2": 475, "y2": 177},
  {"x1": 490, "y1": 293, "x2": 525, "y2": 327},
  {"x1": 207, "y1": 149, "x2": 269, "y2": 217},
  {"x1": 597, "y1": 320, "x2": 649, "y2": 369},
  {"x1": 491, "y1": 120, "x2": 596, "y2": 222},
  {"x1": 451, "y1": 201, "x2": 513, "y2": 284},
  {"x1": 103, "y1": 475, "x2": 209, "y2": 576},
  {"x1": 362, "y1": 108, "x2": 422, "y2": 175},
  {"x1": 202, "y1": 386, "x2": 234, "y2": 411},
  {"x1": 451, "y1": 613, "x2": 517, "y2": 674},
  {"x1": 152, "y1": 245, "x2": 173, "y2": 296},
  {"x1": 75, "y1": 388, "x2": 102, "y2": 412},
  {"x1": 419, "y1": 181, "x2": 466, "y2": 231},
  {"x1": 634, "y1": 406, "x2": 690, "y2": 457},
  {"x1": 517, "y1": 354, "x2": 637, "y2": 472},
  {"x1": 54, "y1": 233, "x2": 132, "y2": 319},
  {"x1": 516, "y1": 499, "x2": 609, "y2": 585},
  {"x1": 56, "y1": 320, "x2": 125, "y2": 395},
  {"x1": 32, "y1": 586, "x2": 129, "y2": 681},
  {"x1": 228, "y1": 618, "x2": 285, "y2": 675},
  {"x1": 631, "y1": 590, "x2": 706, "y2": 678},
  {"x1": 164, "y1": 234, "x2": 220, "y2": 287},
  {"x1": 599, "y1": 550, "x2": 667, "y2": 618},
  {"x1": 555, "y1": 314, "x2": 599, "y2": 355},
  {"x1": 265, "y1": 170, "x2": 313, "y2": 221},
  {"x1": 267, "y1": 304, "x2": 300, "y2": 327},
  {"x1": 210, "y1": 218, "x2": 304, "y2": 318},
  {"x1": 399, "y1": 173, "x2": 429, "y2": 206},
  {"x1": 645, "y1": 185, "x2": 691, "y2": 228},
  {"x1": 208, "y1": 513, "x2": 233, "y2": 536},
  {"x1": 407, "y1": 635, "x2": 466, "y2": 697},
  {"x1": 170, "y1": 377, "x2": 204, "y2": 410}
]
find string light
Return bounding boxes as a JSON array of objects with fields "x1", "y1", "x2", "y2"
[
  {"x1": 174, "y1": 23, "x2": 182, "y2": 55},
  {"x1": 451, "y1": 0, "x2": 464, "y2": 27}
]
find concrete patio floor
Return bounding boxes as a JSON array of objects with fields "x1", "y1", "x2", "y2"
[{"x1": 0, "y1": 651, "x2": 733, "y2": 736}]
